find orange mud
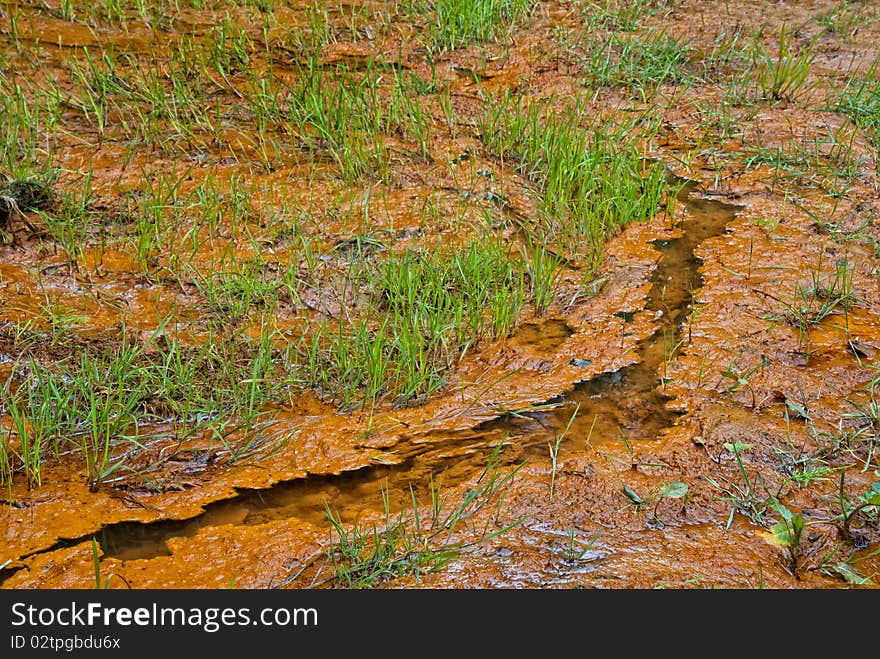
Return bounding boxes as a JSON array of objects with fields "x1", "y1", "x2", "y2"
[{"x1": 2, "y1": 1, "x2": 880, "y2": 589}]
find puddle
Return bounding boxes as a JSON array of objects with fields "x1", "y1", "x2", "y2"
[
  {"x1": 513, "y1": 319, "x2": 573, "y2": 348},
  {"x1": 92, "y1": 186, "x2": 740, "y2": 563}
]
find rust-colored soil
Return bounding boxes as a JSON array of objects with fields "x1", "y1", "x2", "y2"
[{"x1": 2, "y1": 0, "x2": 879, "y2": 589}]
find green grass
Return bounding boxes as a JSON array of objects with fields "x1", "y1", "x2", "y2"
[
  {"x1": 281, "y1": 54, "x2": 442, "y2": 181},
  {"x1": 36, "y1": 0, "x2": 211, "y2": 30},
  {"x1": 291, "y1": 237, "x2": 529, "y2": 411},
  {"x1": 285, "y1": 57, "x2": 393, "y2": 182},
  {"x1": 758, "y1": 254, "x2": 858, "y2": 349},
  {"x1": 480, "y1": 94, "x2": 673, "y2": 273},
  {"x1": 520, "y1": 237, "x2": 565, "y2": 316},
  {"x1": 410, "y1": 0, "x2": 537, "y2": 54},
  {"x1": 36, "y1": 171, "x2": 97, "y2": 267},
  {"x1": 836, "y1": 59, "x2": 880, "y2": 149},
  {"x1": 838, "y1": 478, "x2": 880, "y2": 542},
  {"x1": 1, "y1": 370, "x2": 58, "y2": 489},
  {"x1": 816, "y1": 2, "x2": 876, "y2": 44},
  {"x1": 709, "y1": 25, "x2": 816, "y2": 108},
  {"x1": 0, "y1": 322, "x2": 289, "y2": 491},
  {"x1": 4, "y1": 3, "x2": 513, "y2": 181},
  {"x1": 578, "y1": 0, "x2": 664, "y2": 32},
  {"x1": 0, "y1": 73, "x2": 62, "y2": 180},
  {"x1": 704, "y1": 441, "x2": 780, "y2": 528},
  {"x1": 0, "y1": 0, "x2": 876, "y2": 594},
  {"x1": 1, "y1": 341, "x2": 150, "y2": 491},
  {"x1": 576, "y1": 29, "x2": 692, "y2": 90},
  {"x1": 749, "y1": 24, "x2": 816, "y2": 103},
  {"x1": 741, "y1": 123, "x2": 867, "y2": 191},
  {"x1": 841, "y1": 377, "x2": 880, "y2": 472},
  {"x1": 190, "y1": 255, "x2": 284, "y2": 320},
  {"x1": 319, "y1": 444, "x2": 524, "y2": 588}
]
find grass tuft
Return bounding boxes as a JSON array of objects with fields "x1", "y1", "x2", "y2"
[{"x1": 318, "y1": 444, "x2": 524, "y2": 588}]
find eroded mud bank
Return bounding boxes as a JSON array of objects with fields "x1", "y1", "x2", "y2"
[{"x1": 2, "y1": 0, "x2": 880, "y2": 588}]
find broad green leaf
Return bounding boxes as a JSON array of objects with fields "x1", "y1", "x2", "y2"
[
  {"x1": 658, "y1": 481, "x2": 689, "y2": 499},
  {"x1": 864, "y1": 482, "x2": 880, "y2": 505},
  {"x1": 833, "y1": 562, "x2": 875, "y2": 586},
  {"x1": 784, "y1": 400, "x2": 810, "y2": 419},
  {"x1": 769, "y1": 498, "x2": 792, "y2": 521},
  {"x1": 770, "y1": 520, "x2": 795, "y2": 547},
  {"x1": 623, "y1": 484, "x2": 643, "y2": 505},
  {"x1": 723, "y1": 442, "x2": 752, "y2": 453},
  {"x1": 771, "y1": 513, "x2": 804, "y2": 548}
]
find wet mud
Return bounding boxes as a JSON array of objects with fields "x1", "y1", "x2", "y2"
[{"x1": 2, "y1": 1, "x2": 880, "y2": 589}]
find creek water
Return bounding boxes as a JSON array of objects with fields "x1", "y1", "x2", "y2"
[{"x1": 95, "y1": 186, "x2": 740, "y2": 562}]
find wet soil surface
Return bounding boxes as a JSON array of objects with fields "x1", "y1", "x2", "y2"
[{"x1": 2, "y1": 1, "x2": 880, "y2": 588}]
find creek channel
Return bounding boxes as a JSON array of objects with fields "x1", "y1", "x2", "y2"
[{"x1": 84, "y1": 185, "x2": 741, "y2": 563}]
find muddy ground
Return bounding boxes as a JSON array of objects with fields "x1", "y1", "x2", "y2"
[{"x1": 1, "y1": 0, "x2": 879, "y2": 589}]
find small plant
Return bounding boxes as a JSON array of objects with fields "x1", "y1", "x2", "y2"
[
  {"x1": 318, "y1": 445, "x2": 525, "y2": 588},
  {"x1": 37, "y1": 171, "x2": 97, "y2": 267},
  {"x1": 1, "y1": 379, "x2": 51, "y2": 489},
  {"x1": 758, "y1": 256, "x2": 858, "y2": 351},
  {"x1": 0, "y1": 431, "x2": 11, "y2": 490},
  {"x1": 293, "y1": 237, "x2": 530, "y2": 410},
  {"x1": 817, "y1": 2, "x2": 874, "y2": 43},
  {"x1": 480, "y1": 94, "x2": 671, "y2": 274},
  {"x1": 767, "y1": 499, "x2": 806, "y2": 576},
  {"x1": 751, "y1": 24, "x2": 816, "y2": 102},
  {"x1": 717, "y1": 356, "x2": 771, "y2": 408},
  {"x1": 621, "y1": 480, "x2": 689, "y2": 528},
  {"x1": 577, "y1": 29, "x2": 692, "y2": 91},
  {"x1": 91, "y1": 537, "x2": 129, "y2": 589},
  {"x1": 522, "y1": 239, "x2": 564, "y2": 316},
  {"x1": 841, "y1": 378, "x2": 880, "y2": 471},
  {"x1": 705, "y1": 442, "x2": 782, "y2": 527},
  {"x1": 602, "y1": 429, "x2": 667, "y2": 471},
  {"x1": 828, "y1": 559, "x2": 876, "y2": 586},
  {"x1": 821, "y1": 543, "x2": 879, "y2": 585},
  {"x1": 549, "y1": 403, "x2": 579, "y2": 501},
  {"x1": 321, "y1": 491, "x2": 460, "y2": 588},
  {"x1": 789, "y1": 464, "x2": 834, "y2": 487},
  {"x1": 833, "y1": 472, "x2": 880, "y2": 543},
  {"x1": 836, "y1": 58, "x2": 880, "y2": 149},
  {"x1": 579, "y1": 0, "x2": 658, "y2": 32},
  {"x1": 36, "y1": 297, "x2": 88, "y2": 340},
  {"x1": 416, "y1": 0, "x2": 537, "y2": 54},
  {"x1": 561, "y1": 528, "x2": 601, "y2": 562}
]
